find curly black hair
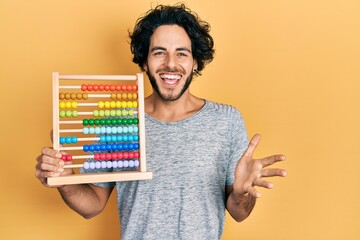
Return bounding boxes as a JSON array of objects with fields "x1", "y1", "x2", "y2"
[{"x1": 129, "y1": 3, "x2": 215, "y2": 75}]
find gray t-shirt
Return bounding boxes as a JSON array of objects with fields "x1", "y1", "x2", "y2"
[{"x1": 89, "y1": 100, "x2": 248, "y2": 239}]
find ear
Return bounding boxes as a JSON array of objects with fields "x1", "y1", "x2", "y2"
[
  {"x1": 193, "y1": 60, "x2": 198, "y2": 72},
  {"x1": 143, "y1": 63, "x2": 148, "y2": 72}
]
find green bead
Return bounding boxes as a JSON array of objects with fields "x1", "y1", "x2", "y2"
[
  {"x1": 117, "y1": 119, "x2": 122, "y2": 125},
  {"x1": 121, "y1": 110, "x2": 128, "y2": 116},
  {"x1": 105, "y1": 110, "x2": 110, "y2": 116},
  {"x1": 122, "y1": 118, "x2": 128, "y2": 125},
  {"x1": 116, "y1": 110, "x2": 121, "y2": 116},
  {"x1": 100, "y1": 119, "x2": 106, "y2": 125},
  {"x1": 110, "y1": 110, "x2": 116, "y2": 116},
  {"x1": 93, "y1": 110, "x2": 99, "y2": 117},
  {"x1": 94, "y1": 119, "x2": 100, "y2": 125},
  {"x1": 133, "y1": 118, "x2": 139, "y2": 124},
  {"x1": 72, "y1": 111, "x2": 78, "y2": 117},
  {"x1": 83, "y1": 119, "x2": 89, "y2": 126},
  {"x1": 89, "y1": 119, "x2": 94, "y2": 126},
  {"x1": 111, "y1": 119, "x2": 117, "y2": 125},
  {"x1": 105, "y1": 119, "x2": 111, "y2": 125},
  {"x1": 128, "y1": 110, "x2": 134, "y2": 116},
  {"x1": 99, "y1": 110, "x2": 105, "y2": 117},
  {"x1": 65, "y1": 110, "x2": 72, "y2": 117},
  {"x1": 127, "y1": 119, "x2": 133, "y2": 125},
  {"x1": 59, "y1": 111, "x2": 66, "y2": 118}
]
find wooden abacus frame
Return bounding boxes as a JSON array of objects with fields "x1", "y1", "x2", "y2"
[{"x1": 47, "y1": 72, "x2": 152, "y2": 186}]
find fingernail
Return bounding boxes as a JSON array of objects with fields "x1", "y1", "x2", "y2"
[
  {"x1": 58, "y1": 168, "x2": 64, "y2": 173},
  {"x1": 56, "y1": 153, "x2": 62, "y2": 159}
]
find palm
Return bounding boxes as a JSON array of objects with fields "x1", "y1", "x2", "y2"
[{"x1": 233, "y1": 134, "x2": 287, "y2": 198}]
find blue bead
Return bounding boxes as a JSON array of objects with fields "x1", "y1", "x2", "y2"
[
  {"x1": 83, "y1": 127, "x2": 89, "y2": 134},
  {"x1": 134, "y1": 143, "x2": 139, "y2": 150},
  {"x1": 106, "y1": 144, "x2": 112, "y2": 151},
  {"x1": 123, "y1": 144, "x2": 129, "y2": 150},
  {"x1": 101, "y1": 127, "x2": 106, "y2": 134},
  {"x1": 111, "y1": 144, "x2": 118, "y2": 151},
  {"x1": 83, "y1": 145, "x2": 89, "y2": 152},
  {"x1": 100, "y1": 136, "x2": 106, "y2": 142},
  {"x1": 71, "y1": 136, "x2": 78, "y2": 143},
  {"x1": 123, "y1": 135, "x2": 128, "y2": 142},
  {"x1": 128, "y1": 143, "x2": 134, "y2": 150},
  {"x1": 117, "y1": 144, "x2": 123, "y2": 151},
  {"x1": 134, "y1": 126, "x2": 139, "y2": 133},
  {"x1": 60, "y1": 137, "x2": 66, "y2": 144},
  {"x1": 100, "y1": 144, "x2": 107, "y2": 151},
  {"x1": 89, "y1": 145, "x2": 95, "y2": 152},
  {"x1": 133, "y1": 135, "x2": 139, "y2": 141},
  {"x1": 95, "y1": 145, "x2": 101, "y2": 151},
  {"x1": 66, "y1": 137, "x2": 72, "y2": 144},
  {"x1": 95, "y1": 127, "x2": 101, "y2": 134},
  {"x1": 111, "y1": 135, "x2": 117, "y2": 142},
  {"x1": 128, "y1": 135, "x2": 134, "y2": 142},
  {"x1": 106, "y1": 136, "x2": 112, "y2": 142},
  {"x1": 117, "y1": 135, "x2": 123, "y2": 142}
]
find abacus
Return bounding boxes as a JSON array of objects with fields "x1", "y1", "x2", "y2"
[{"x1": 47, "y1": 72, "x2": 152, "y2": 186}]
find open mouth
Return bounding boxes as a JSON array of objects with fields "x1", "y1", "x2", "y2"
[{"x1": 159, "y1": 73, "x2": 182, "y2": 86}]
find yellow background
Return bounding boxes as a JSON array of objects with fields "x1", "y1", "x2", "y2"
[{"x1": 0, "y1": 0, "x2": 359, "y2": 239}]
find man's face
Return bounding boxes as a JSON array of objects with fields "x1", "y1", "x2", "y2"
[{"x1": 145, "y1": 24, "x2": 197, "y2": 101}]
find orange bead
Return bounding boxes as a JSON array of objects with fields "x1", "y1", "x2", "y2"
[
  {"x1": 82, "y1": 93, "x2": 88, "y2": 100},
  {"x1": 59, "y1": 93, "x2": 65, "y2": 100},
  {"x1": 76, "y1": 93, "x2": 82, "y2": 100},
  {"x1": 70, "y1": 93, "x2": 77, "y2": 100},
  {"x1": 65, "y1": 93, "x2": 71, "y2": 100}
]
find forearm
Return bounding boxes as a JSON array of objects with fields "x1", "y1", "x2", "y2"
[
  {"x1": 226, "y1": 191, "x2": 256, "y2": 222},
  {"x1": 57, "y1": 184, "x2": 106, "y2": 219}
]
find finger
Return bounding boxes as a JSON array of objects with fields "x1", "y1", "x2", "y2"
[
  {"x1": 41, "y1": 147, "x2": 62, "y2": 159},
  {"x1": 253, "y1": 178, "x2": 273, "y2": 189},
  {"x1": 244, "y1": 134, "x2": 261, "y2": 158},
  {"x1": 261, "y1": 154, "x2": 286, "y2": 167},
  {"x1": 261, "y1": 168, "x2": 288, "y2": 177},
  {"x1": 247, "y1": 186, "x2": 261, "y2": 198}
]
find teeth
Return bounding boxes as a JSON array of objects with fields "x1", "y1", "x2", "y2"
[{"x1": 160, "y1": 74, "x2": 181, "y2": 80}]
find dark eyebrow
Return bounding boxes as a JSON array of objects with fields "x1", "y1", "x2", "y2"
[{"x1": 149, "y1": 46, "x2": 192, "y2": 53}]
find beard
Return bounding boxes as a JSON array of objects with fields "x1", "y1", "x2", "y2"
[{"x1": 146, "y1": 68, "x2": 194, "y2": 102}]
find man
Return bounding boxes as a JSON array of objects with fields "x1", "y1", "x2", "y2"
[{"x1": 36, "y1": 4, "x2": 287, "y2": 239}]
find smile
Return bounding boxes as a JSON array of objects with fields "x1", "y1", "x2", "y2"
[{"x1": 159, "y1": 73, "x2": 182, "y2": 86}]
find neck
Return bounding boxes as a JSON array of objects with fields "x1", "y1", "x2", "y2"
[{"x1": 145, "y1": 91, "x2": 205, "y2": 122}]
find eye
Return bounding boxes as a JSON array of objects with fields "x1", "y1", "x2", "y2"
[
  {"x1": 177, "y1": 52, "x2": 188, "y2": 57},
  {"x1": 154, "y1": 51, "x2": 165, "y2": 56}
]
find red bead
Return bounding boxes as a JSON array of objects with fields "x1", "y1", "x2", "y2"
[
  {"x1": 94, "y1": 153, "x2": 100, "y2": 160},
  {"x1": 121, "y1": 85, "x2": 127, "y2": 91},
  {"x1": 111, "y1": 153, "x2": 118, "y2": 160},
  {"x1": 104, "y1": 85, "x2": 110, "y2": 91},
  {"x1": 61, "y1": 155, "x2": 67, "y2": 160},
  {"x1": 132, "y1": 85, "x2": 138, "y2": 91},
  {"x1": 66, "y1": 155, "x2": 72, "y2": 161},
  {"x1": 117, "y1": 152, "x2": 123, "y2": 159},
  {"x1": 87, "y1": 84, "x2": 93, "y2": 91},
  {"x1": 81, "y1": 84, "x2": 87, "y2": 91},
  {"x1": 110, "y1": 85, "x2": 116, "y2": 91},
  {"x1": 128, "y1": 152, "x2": 134, "y2": 159},
  {"x1": 123, "y1": 152, "x2": 129, "y2": 159},
  {"x1": 98, "y1": 84, "x2": 104, "y2": 91},
  {"x1": 100, "y1": 153, "x2": 106, "y2": 160},
  {"x1": 93, "y1": 84, "x2": 99, "y2": 91},
  {"x1": 115, "y1": 85, "x2": 121, "y2": 91},
  {"x1": 134, "y1": 152, "x2": 139, "y2": 158},
  {"x1": 106, "y1": 153, "x2": 112, "y2": 160},
  {"x1": 126, "y1": 85, "x2": 132, "y2": 91}
]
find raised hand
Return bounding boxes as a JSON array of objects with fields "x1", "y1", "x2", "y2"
[{"x1": 233, "y1": 134, "x2": 287, "y2": 198}]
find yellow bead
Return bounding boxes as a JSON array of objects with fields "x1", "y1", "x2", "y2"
[
  {"x1": 110, "y1": 101, "x2": 116, "y2": 108},
  {"x1": 72, "y1": 102, "x2": 78, "y2": 108},
  {"x1": 105, "y1": 101, "x2": 110, "y2": 108},
  {"x1": 116, "y1": 101, "x2": 121, "y2": 108},
  {"x1": 98, "y1": 101, "x2": 105, "y2": 108},
  {"x1": 59, "y1": 102, "x2": 66, "y2": 108},
  {"x1": 65, "y1": 102, "x2": 72, "y2": 108},
  {"x1": 127, "y1": 101, "x2": 133, "y2": 108},
  {"x1": 121, "y1": 101, "x2": 127, "y2": 108},
  {"x1": 133, "y1": 101, "x2": 138, "y2": 108}
]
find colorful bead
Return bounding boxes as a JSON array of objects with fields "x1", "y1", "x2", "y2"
[{"x1": 59, "y1": 93, "x2": 65, "y2": 100}]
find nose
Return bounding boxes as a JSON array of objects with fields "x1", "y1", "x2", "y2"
[{"x1": 164, "y1": 54, "x2": 176, "y2": 69}]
